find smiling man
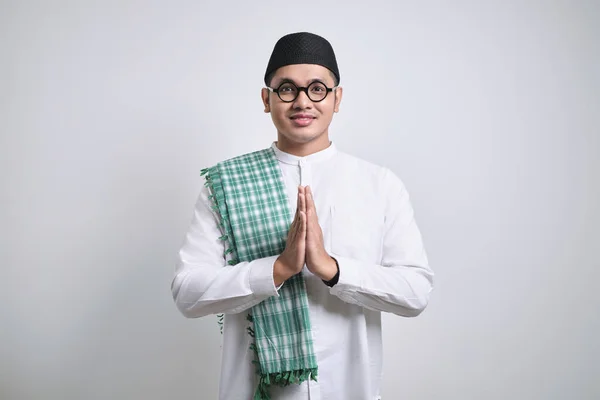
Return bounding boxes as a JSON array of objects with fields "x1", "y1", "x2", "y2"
[{"x1": 172, "y1": 32, "x2": 434, "y2": 400}]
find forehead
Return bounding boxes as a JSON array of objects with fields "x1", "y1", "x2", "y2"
[{"x1": 271, "y1": 64, "x2": 335, "y2": 85}]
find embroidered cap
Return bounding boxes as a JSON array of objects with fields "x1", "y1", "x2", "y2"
[{"x1": 264, "y1": 32, "x2": 340, "y2": 85}]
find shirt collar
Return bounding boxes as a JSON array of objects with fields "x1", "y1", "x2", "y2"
[{"x1": 271, "y1": 141, "x2": 338, "y2": 165}]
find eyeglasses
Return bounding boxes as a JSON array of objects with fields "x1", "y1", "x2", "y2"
[{"x1": 266, "y1": 81, "x2": 338, "y2": 103}]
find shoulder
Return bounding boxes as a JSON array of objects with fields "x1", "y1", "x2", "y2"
[
  {"x1": 221, "y1": 147, "x2": 274, "y2": 166},
  {"x1": 202, "y1": 147, "x2": 274, "y2": 172}
]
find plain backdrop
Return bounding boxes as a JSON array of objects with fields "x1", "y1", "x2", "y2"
[{"x1": 1, "y1": 1, "x2": 599, "y2": 399}]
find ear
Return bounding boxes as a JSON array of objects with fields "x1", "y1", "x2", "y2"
[
  {"x1": 261, "y1": 88, "x2": 271, "y2": 113},
  {"x1": 333, "y1": 86, "x2": 343, "y2": 113}
]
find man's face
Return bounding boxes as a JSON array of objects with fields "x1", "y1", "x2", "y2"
[{"x1": 262, "y1": 64, "x2": 342, "y2": 147}]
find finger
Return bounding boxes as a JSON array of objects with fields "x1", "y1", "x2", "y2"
[
  {"x1": 296, "y1": 195, "x2": 307, "y2": 236},
  {"x1": 305, "y1": 187, "x2": 315, "y2": 223},
  {"x1": 292, "y1": 187, "x2": 306, "y2": 236},
  {"x1": 306, "y1": 186, "x2": 314, "y2": 213},
  {"x1": 295, "y1": 186, "x2": 302, "y2": 218},
  {"x1": 287, "y1": 193, "x2": 301, "y2": 243},
  {"x1": 295, "y1": 186, "x2": 305, "y2": 221},
  {"x1": 299, "y1": 187, "x2": 306, "y2": 214},
  {"x1": 300, "y1": 210, "x2": 307, "y2": 240},
  {"x1": 295, "y1": 191, "x2": 305, "y2": 228}
]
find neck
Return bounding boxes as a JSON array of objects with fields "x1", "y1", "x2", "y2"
[{"x1": 276, "y1": 132, "x2": 331, "y2": 157}]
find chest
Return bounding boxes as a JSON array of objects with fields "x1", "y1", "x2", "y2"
[{"x1": 281, "y1": 163, "x2": 385, "y2": 264}]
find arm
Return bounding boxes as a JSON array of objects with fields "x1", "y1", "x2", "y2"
[
  {"x1": 171, "y1": 185, "x2": 280, "y2": 318},
  {"x1": 330, "y1": 169, "x2": 434, "y2": 317}
]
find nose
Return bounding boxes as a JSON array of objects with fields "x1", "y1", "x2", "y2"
[{"x1": 293, "y1": 89, "x2": 312, "y2": 109}]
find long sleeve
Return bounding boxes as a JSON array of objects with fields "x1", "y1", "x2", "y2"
[
  {"x1": 330, "y1": 168, "x2": 434, "y2": 317},
  {"x1": 171, "y1": 186, "x2": 280, "y2": 318}
]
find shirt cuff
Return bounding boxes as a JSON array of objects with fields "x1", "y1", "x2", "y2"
[
  {"x1": 329, "y1": 254, "x2": 361, "y2": 297},
  {"x1": 322, "y1": 256, "x2": 340, "y2": 287},
  {"x1": 248, "y1": 255, "x2": 280, "y2": 298}
]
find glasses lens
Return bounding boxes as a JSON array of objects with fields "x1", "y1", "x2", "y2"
[
  {"x1": 277, "y1": 82, "x2": 297, "y2": 102},
  {"x1": 308, "y1": 82, "x2": 328, "y2": 101}
]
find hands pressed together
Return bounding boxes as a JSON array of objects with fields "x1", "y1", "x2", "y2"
[{"x1": 273, "y1": 186, "x2": 338, "y2": 287}]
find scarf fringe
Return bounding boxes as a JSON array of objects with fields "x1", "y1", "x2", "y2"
[
  {"x1": 201, "y1": 166, "x2": 239, "y2": 334},
  {"x1": 253, "y1": 368, "x2": 319, "y2": 400},
  {"x1": 248, "y1": 314, "x2": 318, "y2": 399}
]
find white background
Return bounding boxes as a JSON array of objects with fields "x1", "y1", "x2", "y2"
[{"x1": 1, "y1": 1, "x2": 598, "y2": 399}]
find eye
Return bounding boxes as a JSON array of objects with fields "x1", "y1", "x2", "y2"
[
  {"x1": 278, "y1": 83, "x2": 296, "y2": 93},
  {"x1": 310, "y1": 83, "x2": 327, "y2": 92}
]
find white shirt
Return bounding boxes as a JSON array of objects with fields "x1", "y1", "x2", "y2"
[{"x1": 172, "y1": 141, "x2": 433, "y2": 400}]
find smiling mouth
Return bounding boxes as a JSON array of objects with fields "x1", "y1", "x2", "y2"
[{"x1": 290, "y1": 116, "x2": 315, "y2": 127}]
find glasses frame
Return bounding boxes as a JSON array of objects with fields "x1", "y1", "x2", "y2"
[{"x1": 266, "y1": 80, "x2": 338, "y2": 103}]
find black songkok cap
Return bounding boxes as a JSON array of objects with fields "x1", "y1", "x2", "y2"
[{"x1": 264, "y1": 32, "x2": 340, "y2": 86}]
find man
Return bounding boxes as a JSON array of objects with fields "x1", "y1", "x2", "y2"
[{"x1": 172, "y1": 32, "x2": 433, "y2": 400}]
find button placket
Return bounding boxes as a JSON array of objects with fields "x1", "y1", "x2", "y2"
[{"x1": 299, "y1": 159, "x2": 312, "y2": 186}]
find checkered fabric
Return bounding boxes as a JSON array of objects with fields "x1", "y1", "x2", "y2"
[{"x1": 201, "y1": 147, "x2": 318, "y2": 400}]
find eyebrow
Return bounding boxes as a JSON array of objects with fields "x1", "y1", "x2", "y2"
[{"x1": 273, "y1": 77, "x2": 329, "y2": 87}]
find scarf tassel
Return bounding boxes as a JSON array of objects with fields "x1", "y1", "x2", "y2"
[{"x1": 253, "y1": 368, "x2": 318, "y2": 400}]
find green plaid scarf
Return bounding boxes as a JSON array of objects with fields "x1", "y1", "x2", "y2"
[{"x1": 201, "y1": 147, "x2": 318, "y2": 400}]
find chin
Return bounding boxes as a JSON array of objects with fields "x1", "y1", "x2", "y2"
[{"x1": 281, "y1": 129, "x2": 324, "y2": 144}]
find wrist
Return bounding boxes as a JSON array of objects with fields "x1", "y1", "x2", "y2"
[
  {"x1": 321, "y1": 256, "x2": 340, "y2": 287},
  {"x1": 273, "y1": 257, "x2": 294, "y2": 286},
  {"x1": 316, "y1": 255, "x2": 338, "y2": 281}
]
